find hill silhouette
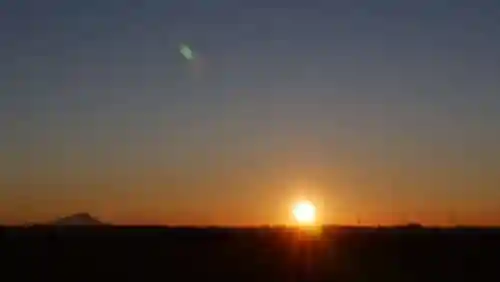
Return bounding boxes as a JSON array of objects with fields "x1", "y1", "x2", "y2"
[{"x1": 49, "y1": 213, "x2": 105, "y2": 226}]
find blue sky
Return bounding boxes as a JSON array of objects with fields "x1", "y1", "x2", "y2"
[{"x1": 1, "y1": 0, "x2": 499, "y2": 225}]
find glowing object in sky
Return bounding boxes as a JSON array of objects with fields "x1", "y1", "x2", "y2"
[
  {"x1": 179, "y1": 43, "x2": 195, "y2": 61},
  {"x1": 292, "y1": 200, "x2": 316, "y2": 225}
]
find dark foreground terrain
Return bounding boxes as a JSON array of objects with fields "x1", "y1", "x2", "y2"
[{"x1": 2, "y1": 226, "x2": 500, "y2": 281}]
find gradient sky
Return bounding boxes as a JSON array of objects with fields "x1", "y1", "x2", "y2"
[{"x1": 1, "y1": 0, "x2": 499, "y2": 226}]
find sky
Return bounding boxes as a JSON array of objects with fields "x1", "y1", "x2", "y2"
[{"x1": 1, "y1": 0, "x2": 499, "y2": 226}]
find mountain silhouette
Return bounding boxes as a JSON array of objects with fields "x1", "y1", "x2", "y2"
[{"x1": 51, "y1": 213, "x2": 105, "y2": 226}]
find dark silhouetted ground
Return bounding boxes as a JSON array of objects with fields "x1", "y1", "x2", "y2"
[{"x1": 1, "y1": 226, "x2": 499, "y2": 281}]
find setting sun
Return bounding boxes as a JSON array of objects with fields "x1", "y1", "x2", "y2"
[{"x1": 292, "y1": 200, "x2": 316, "y2": 225}]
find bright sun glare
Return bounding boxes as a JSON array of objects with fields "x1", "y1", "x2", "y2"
[{"x1": 292, "y1": 200, "x2": 316, "y2": 225}]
